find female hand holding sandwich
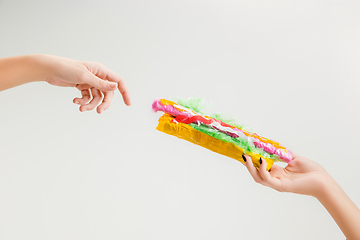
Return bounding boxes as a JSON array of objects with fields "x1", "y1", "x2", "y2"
[
  {"x1": 0, "y1": 54, "x2": 131, "y2": 113},
  {"x1": 243, "y1": 153, "x2": 360, "y2": 240},
  {"x1": 153, "y1": 97, "x2": 360, "y2": 239}
]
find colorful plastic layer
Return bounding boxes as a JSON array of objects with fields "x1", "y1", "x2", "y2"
[
  {"x1": 156, "y1": 114, "x2": 274, "y2": 170},
  {"x1": 153, "y1": 98, "x2": 292, "y2": 163}
]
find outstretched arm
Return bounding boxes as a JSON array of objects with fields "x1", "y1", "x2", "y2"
[
  {"x1": 243, "y1": 153, "x2": 360, "y2": 240},
  {"x1": 0, "y1": 54, "x2": 131, "y2": 113}
]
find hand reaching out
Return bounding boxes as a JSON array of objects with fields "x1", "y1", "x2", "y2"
[
  {"x1": 0, "y1": 54, "x2": 131, "y2": 113},
  {"x1": 42, "y1": 55, "x2": 131, "y2": 113}
]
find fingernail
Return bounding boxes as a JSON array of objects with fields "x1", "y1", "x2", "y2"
[
  {"x1": 109, "y1": 83, "x2": 116, "y2": 88},
  {"x1": 259, "y1": 158, "x2": 263, "y2": 164},
  {"x1": 242, "y1": 155, "x2": 246, "y2": 162},
  {"x1": 75, "y1": 101, "x2": 79, "y2": 104}
]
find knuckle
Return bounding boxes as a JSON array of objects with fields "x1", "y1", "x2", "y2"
[
  {"x1": 97, "y1": 80, "x2": 105, "y2": 89},
  {"x1": 120, "y1": 89, "x2": 128, "y2": 95},
  {"x1": 117, "y1": 76, "x2": 124, "y2": 83},
  {"x1": 96, "y1": 62, "x2": 105, "y2": 68},
  {"x1": 85, "y1": 103, "x2": 96, "y2": 110},
  {"x1": 94, "y1": 62, "x2": 106, "y2": 73}
]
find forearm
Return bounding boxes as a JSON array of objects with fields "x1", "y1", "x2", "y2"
[
  {"x1": 316, "y1": 180, "x2": 360, "y2": 240},
  {"x1": 0, "y1": 55, "x2": 46, "y2": 91}
]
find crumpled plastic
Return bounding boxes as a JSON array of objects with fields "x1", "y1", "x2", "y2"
[
  {"x1": 156, "y1": 113, "x2": 274, "y2": 170},
  {"x1": 153, "y1": 98, "x2": 292, "y2": 164}
]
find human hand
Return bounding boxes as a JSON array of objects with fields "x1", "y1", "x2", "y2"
[
  {"x1": 36, "y1": 54, "x2": 131, "y2": 113},
  {"x1": 243, "y1": 153, "x2": 336, "y2": 198}
]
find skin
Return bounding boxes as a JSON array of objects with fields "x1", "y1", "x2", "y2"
[
  {"x1": 0, "y1": 54, "x2": 131, "y2": 113},
  {"x1": 243, "y1": 153, "x2": 360, "y2": 240}
]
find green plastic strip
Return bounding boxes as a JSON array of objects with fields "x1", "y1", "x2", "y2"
[{"x1": 190, "y1": 123, "x2": 281, "y2": 161}]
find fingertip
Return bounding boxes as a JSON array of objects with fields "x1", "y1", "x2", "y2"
[
  {"x1": 259, "y1": 157, "x2": 267, "y2": 172},
  {"x1": 73, "y1": 98, "x2": 80, "y2": 105},
  {"x1": 244, "y1": 155, "x2": 254, "y2": 167},
  {"x1": 121, "y1": 92, "x2": 131, "y2": 106},
  {"x1": 242, "y1": 154, "x2": 247, "y2": 163},
  {"x1": 92, "y1": 77, "x2": 117, "y2": 92},
  {"x1": 79, "y1": 105, "x2": 87, "y2": 112},
  {"x1": 243, "y1": 154, "x2": 264, "y2": 183},
  {"x1": 109, "y1": 82, "x2": 118, "y2": 89},
  {"x1": 243, "y1": 154, "x2": 255, "y2": 170},
  {"x1": 258, "y1": 158, "x2": 273, "y2": 184},
  {"x1": 100, "y1": 82, "x2": 116, "y2": 92}
]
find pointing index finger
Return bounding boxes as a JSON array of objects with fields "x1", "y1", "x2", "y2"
[{"x1": 106, "y1": 70, "x2": 131, "y2": 106}]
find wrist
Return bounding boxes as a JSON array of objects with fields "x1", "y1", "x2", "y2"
[
  {"x1": 12, "y1": 54, "x2": 49, "y2": 84},
  {"x1": 26, "y1": 54, "x2": 51, "y2": 83},
  {"x1": 313, "y1": 173, "x2": 342, "y2": 202}
]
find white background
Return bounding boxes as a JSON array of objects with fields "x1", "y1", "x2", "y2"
[{"x1": 0, "y1": 0, "x2": 359, "y2": 239}]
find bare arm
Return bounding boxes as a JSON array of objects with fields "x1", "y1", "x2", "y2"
[
  {"x1": 0, "y1": 54, "x2": 131, "y2": 113},
  {"x1": 317, "y1": 179, "x2": 360, "y2": 240},
  {"x1": 0, "y1": 55, "x2": 44, "y2": 90},
  {"x1": 243, "y1": 153, "x2": 360, "y2": 239}
]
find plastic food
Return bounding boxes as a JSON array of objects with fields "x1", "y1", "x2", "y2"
[{"x1": 153, "y1": 98, "x2": 292, "y2": 170}]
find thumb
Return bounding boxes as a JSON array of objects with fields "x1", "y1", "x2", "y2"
[{"x1": 84, "y1": 73, "x2": 118, "y2": 92}]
